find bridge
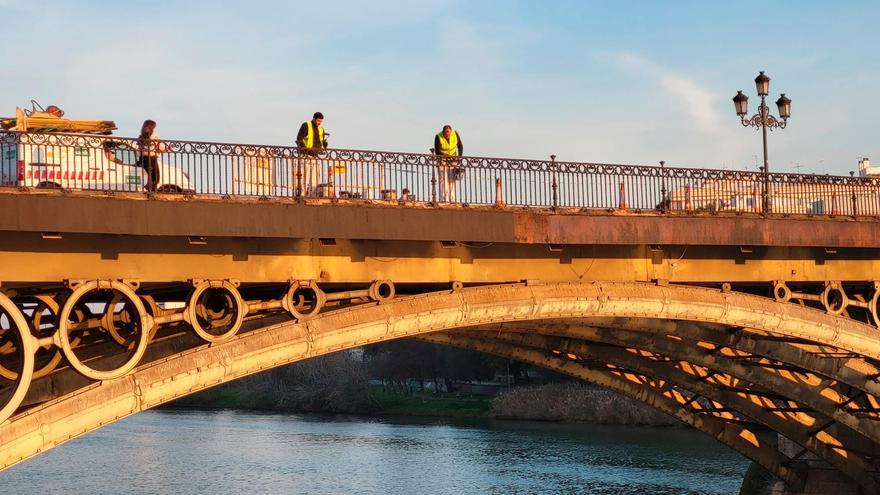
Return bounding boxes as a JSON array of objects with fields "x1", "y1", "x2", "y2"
[{"x1": 3, "y1": 130, "x2": 880, "y2": 494}]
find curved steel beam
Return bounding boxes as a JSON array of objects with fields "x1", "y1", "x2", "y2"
[
  {"x1": 3, "y1": 282, "x2": 880, "y2": 472},
  {"x1": 430, "y1": 330, "x2": 879, "y2": 493},
  {"x1": 416, "y1": 332, "x2": 807, "y2": 492},
  {"x1": 564, "y1": 317, "x2": 880, "y2": 400},
  {"x1": 478, "y1": 322, "x2": 880, "y2": 448}
]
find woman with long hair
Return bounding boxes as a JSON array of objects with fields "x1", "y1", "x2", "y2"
[{"x1": 138, "y1": 119, "x2": 161, "y2": 192}]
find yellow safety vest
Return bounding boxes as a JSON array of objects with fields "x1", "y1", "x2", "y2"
[
  {"x1": 303, "y1": 121, "x2": 325, "y2": 149},
  {"x1": 436, "y1": 131, "x2": 459, "y2": 156}
]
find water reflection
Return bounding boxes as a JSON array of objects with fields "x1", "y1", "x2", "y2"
[{"x1": 1, "y1": 409, "x2": 747, "y2": 494}]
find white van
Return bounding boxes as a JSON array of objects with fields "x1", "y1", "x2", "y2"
[{"x1": 0, "y1": 132, "x2": 193, "y2": 193}]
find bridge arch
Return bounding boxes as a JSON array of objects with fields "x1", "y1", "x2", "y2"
[
  {"x1": 419, "y1": 328, "x2": 879, "y2": 492},
  {"x1": 2, "y1": 282, "x2": 880, "y2": 493},
  {"x1": 419, "y1": 332, "x2": 812, "y2": 491},
  {"x1": 463, "y1": 321, "x2": 880, "y2": 451}
]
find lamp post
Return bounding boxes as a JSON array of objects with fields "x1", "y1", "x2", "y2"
[{"x1": 732, "y1": 71, "x2": 791, "y2": 213}]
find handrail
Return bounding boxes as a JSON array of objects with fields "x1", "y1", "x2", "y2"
[{"x1": 1, "y1": 130, "x2": 878, "y2": 216}]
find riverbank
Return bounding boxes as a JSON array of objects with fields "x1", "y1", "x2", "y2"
[
  {"x1": 167, "y1": 348, "x2": 679, "y2": 425},
  {"x1": 171, "y1": 381, "x2": 679, "y2": 426},
  {"x1": 168, "y1": 385, "x2": 493, "y2": 419},
  {"x1": 491, "y1": 382, "x2": 679, "y2": 426}
]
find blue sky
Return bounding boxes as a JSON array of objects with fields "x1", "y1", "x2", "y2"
[{"x1": 2, "y1": 0, "x2": 877, "y2": 174}]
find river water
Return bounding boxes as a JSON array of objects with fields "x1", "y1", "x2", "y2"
[{"x1": 2, "y1": 409, "x2": 748, "y2": 494}]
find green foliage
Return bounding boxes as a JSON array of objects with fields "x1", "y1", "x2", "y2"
[
  {"x1": 369, "y1": 389, "x2": 492, "y2": 419},
  {"x1": 486, "y1": 355, "x2": 531, "y2": 385},
  {"x1": 366, "y1": 339, "x2": 495, "y2": 392},
  {"x1": 172, "y1": 350, "x2": 376, "y2": 414}
]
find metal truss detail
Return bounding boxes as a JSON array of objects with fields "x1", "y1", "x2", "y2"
[{"x1": 4, "y1": 280, "x2": 880, "y2": 494}]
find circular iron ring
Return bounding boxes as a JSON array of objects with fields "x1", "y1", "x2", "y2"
[
  {"x1": 773, "y1": 281, "x2": 792, "y2": 303},
  {"x1": 282, "y1": 281, "x2": 326, "y2": 321},
  {"x1": 821, "y1": 283, "x2": 849, "y2": 315},
  {"x1": 18, "y1": 294, "x2": 68, "y2": 379},
  {"x1": 57, "y1": 281, "x2": 151, "y2": 381},
  {"x1": 185, "y1": 281, "x2": 245, "y2": 343},
  {"x1": 368, "y1": 280, "x2": 396, "y2": 302},
  {"x1": 870, "y1": 288, "x2": 880, "y2": 328},
  {"x1": 0, "y1": 292, "x2": 35, "y2": 424}
]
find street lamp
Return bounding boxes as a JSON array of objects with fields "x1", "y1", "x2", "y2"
[{"x1": 732, "y1": 71, "x2": 791, "y2": 213}]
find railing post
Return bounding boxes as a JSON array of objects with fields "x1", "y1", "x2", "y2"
[
  {"x1": 713, "y1": 183, "x2": 720, "y2": 214},
  {"x1": 760, "y1": 166, "x2": 770, "y2": 215},
  {"x1": 495, "y1": 177, "x2": 504, "y2": 207},
  {"x1": 430, "y1": 148, "x2": 437, "y2": 205},
  {"x1": 850, "y1": 171, "x2": 858, "y2": 217},
  {"x1": 550, "y1": 154, "x2": 558, "y2": 210},
  {"x1": 659, "y1": 160, "x2": 667, "y2": 213},
  {"x1": 294, "y1": 153, "x2": 303, "y2": 199}
]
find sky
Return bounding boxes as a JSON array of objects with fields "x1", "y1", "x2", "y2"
[{"x1": 2, "y1": 0, "x2": 878, "y2": 175}]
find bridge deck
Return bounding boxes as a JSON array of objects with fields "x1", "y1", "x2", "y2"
[{"x1": 2, "y1": 189, "x2": 880, "y2": 247}]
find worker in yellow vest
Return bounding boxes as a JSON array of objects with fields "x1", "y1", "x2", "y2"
[
  {"x1": 433, "y1": 124, "x2": 463, "y2": 203},
  {"x1": 295, "y1": 112, "x2": 328, "y2": 197}
]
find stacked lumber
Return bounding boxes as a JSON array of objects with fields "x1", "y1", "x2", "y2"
[{"x1": 0, "y1": 107, "x2": 116, "y2": 134}]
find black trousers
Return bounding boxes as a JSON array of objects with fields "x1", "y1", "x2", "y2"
[{"x1": 139, "y1": 156, "x2": 159, "y2": 192}]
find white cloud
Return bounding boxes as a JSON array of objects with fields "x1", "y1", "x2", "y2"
[{"x1": 611, "y1": 51, "x2": 722, "y2": 134}]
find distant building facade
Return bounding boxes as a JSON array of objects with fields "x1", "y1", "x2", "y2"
[{"x1": 667, "y1": 158, "x2": 880, "y2": 215}]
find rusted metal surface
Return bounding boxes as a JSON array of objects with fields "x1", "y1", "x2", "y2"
[{"x1": 2, "y1": 190, "x2": 880, "y2": 247}]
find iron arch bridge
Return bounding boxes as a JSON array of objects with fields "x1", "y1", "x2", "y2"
[
  {"x1": 3, "y1": 280, "x2": 880, "y2": 493},
  {"x1": 5, "y1": 129, "x2": 880, "y2": 493}
]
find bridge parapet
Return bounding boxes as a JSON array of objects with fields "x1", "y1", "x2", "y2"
[{"x1": 3, "y1": 130, "x2": 879, "y2": 216}]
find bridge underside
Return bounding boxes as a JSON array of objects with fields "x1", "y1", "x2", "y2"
[
  {"x1": 4, "y1": 193, "x2": 880, "y2": 492},
  {"x1": 3, "y1": 282, "x2": 880, "y2": 494}
]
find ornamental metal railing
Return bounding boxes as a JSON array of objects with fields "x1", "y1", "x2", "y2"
[{"x1": 1, "y1": 130, "x2": 879, "y2": 216}]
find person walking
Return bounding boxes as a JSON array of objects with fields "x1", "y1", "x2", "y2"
[
  {"x1": 137, "y1": 119, "x2": 164, "y2": 192},
  {"x1": 295, "y1": 112, "x2": 328, "y2": 197},
  {"x1": 433, "y1": 124, "x2": 463, "y2": 203}
]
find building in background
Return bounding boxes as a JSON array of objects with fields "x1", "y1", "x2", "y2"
[{"x1": 667, "y1": 158, "x2": 880, "y2": 215}]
